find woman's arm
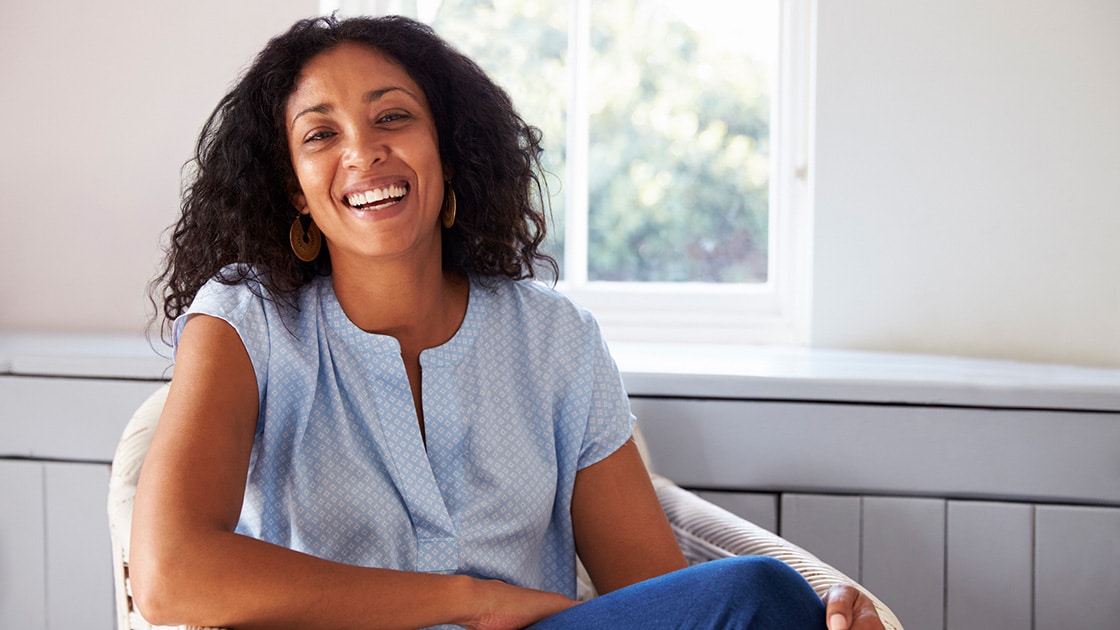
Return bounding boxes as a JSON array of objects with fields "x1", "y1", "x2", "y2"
[
  {"x1": 569, "y1": 438, "x2": 688, "y2": 594},
  {"x1": 130, "y1": 315, "x2": 574, "y2": 630},
  {"x1": 572, "y1": 438, "x2": 883, "y2": 630}
]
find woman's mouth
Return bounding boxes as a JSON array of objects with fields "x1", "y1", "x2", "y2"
[{"x1": 345, "y1": 183, "x2": 408, "y2": 210}]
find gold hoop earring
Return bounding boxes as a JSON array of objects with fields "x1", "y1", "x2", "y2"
[
  {"x1": 289, "y1": 215, "x2": 322, "y2": 262},
  {"x1": 441, "y1": 182, "x2": 457, "y2": 229}
]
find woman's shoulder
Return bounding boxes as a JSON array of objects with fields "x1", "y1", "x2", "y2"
[
  {"x1": 195, "y1": 263, "x2": 263, "y2": 296},
  {"x1": 195, "y1": 265, "x2": 316, "y2": 306},
  {"x1": 477, "y1": 276, "x2": 587, "y2": 314},
  {"x1": 474, "y1": 276, "x2": 599, "y2": 335},
  {"x1": 183, "y1": 265, "x2": 322, "y2": 333},
  {"x1": 175, "y1": 266, "x2": 323, "y2": 365},
  {"x1": 187, "y1": 265, "x2": 266, "y2": 318}
]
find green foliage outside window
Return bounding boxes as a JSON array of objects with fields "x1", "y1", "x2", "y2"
[{"x1": 432, "y1": 0, "x2": 772, "y2": 283}]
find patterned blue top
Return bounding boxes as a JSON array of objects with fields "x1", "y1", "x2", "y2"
[{"x1": 175, "y1": 270, "x2": 634, "y2": 602}]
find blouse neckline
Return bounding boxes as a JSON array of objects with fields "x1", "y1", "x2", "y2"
[{"x1": 317, "y1": 273, "x2": 484, "y2": 367}]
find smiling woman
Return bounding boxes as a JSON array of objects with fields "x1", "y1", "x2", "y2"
[{"x1": 132, "y1": 14, "x2": 877, "y2": 630}]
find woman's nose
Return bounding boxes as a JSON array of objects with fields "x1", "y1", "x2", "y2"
[{"x1": 341, "y1": 129, "x2": 388, "y2": 170}]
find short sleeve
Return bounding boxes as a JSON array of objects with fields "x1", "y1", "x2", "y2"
[
  {"x1": 172, "y1": 274, "x2": 271, "y2": 405},
  {"x1": 575, "y1": 316, "x2": 636, "y2": 470}
]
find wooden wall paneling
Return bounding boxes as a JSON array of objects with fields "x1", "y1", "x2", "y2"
[
  {"x1": 780, "y1": 493, "x2": 862, "y2": 581},
  {"x1": 45, "y1": 462, "x2": 114, "y2": 630},
  {"x1": 861, "y1": 496, "x2": 946, "y2": 630},
  {"x1": 0, "y1": 377, "x2": 163, "y2": 461},
  {"x1": 0, "y1": 460, "x2": 46, "y2": 629},
  {"x1": 945, "y1": 500, "x2": 1033, "y2": 630},
  {"x1": 1035, "y1": 505, "x2": 1120, "y2": 630},
  {"x1": 629, "y1": 397, "x2": 1120, "y2": 506}
]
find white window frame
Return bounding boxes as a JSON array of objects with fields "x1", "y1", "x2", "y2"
[{"x1": 322, "y1": 0, "x2": 815, "y2": 346}]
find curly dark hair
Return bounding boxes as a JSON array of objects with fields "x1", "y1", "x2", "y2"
[{"x1": 152, "y1": 14, "x2": 555, "y2": 336}]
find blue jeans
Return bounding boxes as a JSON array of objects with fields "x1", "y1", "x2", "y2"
[{"x1": 528, "y1": 556, "x2": 826, "y2": 629}]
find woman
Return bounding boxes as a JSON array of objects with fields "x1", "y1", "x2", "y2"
[{"x1": 132, "y1": 15, "x2": 881, "y2": 630}]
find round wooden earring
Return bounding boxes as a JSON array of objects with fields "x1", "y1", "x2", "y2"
[{"x1": 289, "y1": 215, "x2": 322, "y2": 262}]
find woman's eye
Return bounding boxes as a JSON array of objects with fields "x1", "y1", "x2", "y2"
[
  {"x1": 304, "y1": 130, "x2": 335, "y2": 143},
  {"x1": 378, "y1": 112, "x2": 410, "y2": 124}
]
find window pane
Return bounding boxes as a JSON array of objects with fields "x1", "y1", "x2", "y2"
[
  {"x1": 429, "y1": 1, "x2": 570, "y2": 275},
  {"x1": 587, "y1": 0, "x2": 776, "y2": 283}
]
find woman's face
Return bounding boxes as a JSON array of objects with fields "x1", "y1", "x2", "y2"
[{"x1": 285, "y1": 42, "x2": 445, "y2": 268}]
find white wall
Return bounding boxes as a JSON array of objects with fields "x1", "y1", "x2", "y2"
[
  {"x1": 812, "y1": 0, "x2": 1120, "y2": 367},
  {"x1": 3, "y1": 0, "x2": 1119, "y2": 367},
  {"x1": 0, "y1": 0, "x2": 317, "y2": 334}
]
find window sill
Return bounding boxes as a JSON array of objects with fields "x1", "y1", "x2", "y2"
[
  {"x1": 3, "y1": 332, "x2": 1120, "y2": 413},
  {"x1": 610, "y1": 342, "x2": 1120, "y2": 412}
]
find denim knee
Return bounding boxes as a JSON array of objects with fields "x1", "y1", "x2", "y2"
[
  {"x1": 722, "y1": 556, "x2": 811, "y2": 591},
  {"x1": 728, "y1": 556, "x2": 824, "y2": 625}
]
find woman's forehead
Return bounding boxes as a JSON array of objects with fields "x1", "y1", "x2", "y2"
[{"x1": 287, "y1": 43, "x2": 426, "y2": 111}]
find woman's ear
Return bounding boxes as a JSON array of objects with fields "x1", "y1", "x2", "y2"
[{"x1": 291, "y1": 191, "x2": 309, "y2": 214}]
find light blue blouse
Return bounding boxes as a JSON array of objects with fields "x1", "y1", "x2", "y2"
[{"x1": 175, "y1": 270, "x2": 634, "y2": 601}]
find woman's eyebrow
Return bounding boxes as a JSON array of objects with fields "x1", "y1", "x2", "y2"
[
  {"x1": 290, "y1": 103, "x2": 333, "y2": 129},
  {"x1": 364, "y1": 86, "x2": 419, "y2": 103}
]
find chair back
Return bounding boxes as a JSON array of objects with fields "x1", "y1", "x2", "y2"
[{"x1": 107, "y1": 383, "x2": 172, "y2": 630}]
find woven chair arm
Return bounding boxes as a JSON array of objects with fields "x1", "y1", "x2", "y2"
[{"x1": 652, "y1": 475, "x2": 903, "y2": 630}]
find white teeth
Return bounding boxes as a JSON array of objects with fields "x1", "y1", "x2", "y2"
[{"x1": 348, "y1": 184, "x2": 406, "y2": 208}]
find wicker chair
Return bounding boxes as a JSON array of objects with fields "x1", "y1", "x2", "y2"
[{"x1": 109, "y1": 384, "x2": 902, "y2": 629}]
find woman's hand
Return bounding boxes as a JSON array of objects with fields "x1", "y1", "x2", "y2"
[
  {"x1": 464, "y1": 578, "x2": 578, "y2": 630},
  {"x1": 823, "y1": 584, "x2": 886, "y2": 630}
]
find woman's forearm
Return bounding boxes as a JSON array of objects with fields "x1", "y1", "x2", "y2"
[{"x1": 130, "y1": 527, "x2": 480, "y2": 629}]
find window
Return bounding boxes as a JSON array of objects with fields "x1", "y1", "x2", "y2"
[{"x1": 322, "y1": 0, "x2": 813, "y2": 345}]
